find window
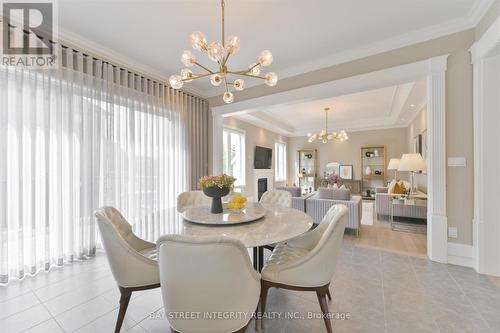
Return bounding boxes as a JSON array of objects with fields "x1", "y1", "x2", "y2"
[
  {"x1": 275, "y1": 141, "x2": 287, "y2": 182},
  {"x1": 223, "y1": 128, "x2": 245, "y2": 186}
]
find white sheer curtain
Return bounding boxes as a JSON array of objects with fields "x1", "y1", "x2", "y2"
[{"x1": 0, "y1": 45, "x2": 208, "y2": 283}]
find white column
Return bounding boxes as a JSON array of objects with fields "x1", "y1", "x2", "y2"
[
  {"x1": 426, "y1": 55, "x2": 448, "y2": 263},
  {"x1": 212, "y1": 111, "x2": 223, "y2": 175}
]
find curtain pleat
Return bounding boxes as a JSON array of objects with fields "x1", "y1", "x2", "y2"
[{"x1": 0, "y1": 45, "x2": 209, "y2": 283}]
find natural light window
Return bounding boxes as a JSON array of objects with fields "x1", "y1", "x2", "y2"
[
  {"x1": 275, "y1": 141, "x2": 287, "y2": 182},
  {"x1": 222, "y1": 128, "x2": 245, "y2": 186}
]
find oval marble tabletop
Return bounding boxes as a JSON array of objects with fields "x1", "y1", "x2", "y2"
[
  {"x1": 183, "y1": 202, "x2": 267, "y2": 225},
  {"x1": 171, "y1": 204, "x2": 313, "y2": 248}
]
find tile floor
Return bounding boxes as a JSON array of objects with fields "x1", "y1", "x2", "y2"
[{"x1": 1, "y1": 244, "x2": 500, "y2": 333}]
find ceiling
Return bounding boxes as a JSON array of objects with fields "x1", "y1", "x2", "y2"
[
  {"x1": 233, "y1": 79, "x2": 427, "y2": 136},
  {"x1": 57, "y1": 0, "x2": 488, "y2": 97}
]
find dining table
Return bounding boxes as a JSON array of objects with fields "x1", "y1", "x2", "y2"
[{"x1": 173, "y1": 202, "x2": 314, "y2": 272}]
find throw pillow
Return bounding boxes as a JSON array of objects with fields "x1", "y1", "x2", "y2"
[{"x1": 393, "y1": 181, "x2": 407, "y2": 194}]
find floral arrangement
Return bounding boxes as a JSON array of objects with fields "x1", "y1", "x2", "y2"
[
  {"x1": 198, "y1": 174, "x2": 236, "y2": 189},
  {"x1": 327, "y1": 173, "x2": 341, "y2": 184}
]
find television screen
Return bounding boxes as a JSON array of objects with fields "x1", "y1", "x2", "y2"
[{"x1": 254, "y1": 146, "x2": 272, "y2": 169}]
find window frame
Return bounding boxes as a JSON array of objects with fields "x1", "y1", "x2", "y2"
[
  {"x1": 274, "y1": 140, "x2": 287, "y2": 182},
  {"x1": 222, "y1": 126, "x2": 246, "y2": 187}
]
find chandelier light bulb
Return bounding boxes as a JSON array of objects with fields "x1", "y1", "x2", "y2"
[
  {"x1": 226, "y1": 36, "x2": 241, "y2": 54},
  {"x1": 181, "y1": 51, "x2": 196, "y2": 67},
  {"x1": 210, "y1": 74, "x2": 222, "y2": 86},
  {"x1": 181, "y1": 69, "x2": 193, "y2": 82},
  {"x1": 169, "y1": 75, "x2": 184, "y2": 89},
  {"x1": 258, "y1": 50, "x2": 273, "y2": 66},
  {"x1": 223, "y1": 91, "x2": 234, "y2": 104},
  {"x1": 264, "y1": 72, "x2": 278, "y2": 86},
  {"x1": 234, "y1": 79, "x2": 245, "y2": 91},
  {"x1": 248, "y1": 63, "x2": 261, "y2": 76},
  {"x1": 190, "y1": 31, "x2": 207, "y2": 51},
  {"x1": 207, "y1": 42, "x2": 225, "y2": 62}
]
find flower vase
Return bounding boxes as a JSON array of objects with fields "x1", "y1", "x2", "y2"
[{"x1": 203, "y1": 186, "x2": 231, "y2": 214}]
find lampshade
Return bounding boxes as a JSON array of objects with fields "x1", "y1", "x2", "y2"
[
  {"x1": 398, "y1": 153, "x2": 427, "y2": 172},
  {"x1": 387, "y1": 158, "x2": 400, "y2": 170}
]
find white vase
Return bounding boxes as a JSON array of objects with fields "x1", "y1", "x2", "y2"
[
  {"x1": 374, "y1": 149, "x2": 379, "y2": 157},
  {"x1": 365, "y1": 166, "x2": 372, "y2": 175}
]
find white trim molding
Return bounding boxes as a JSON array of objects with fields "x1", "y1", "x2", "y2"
[
  {"x1": 470, "y1": 16, "x2": 500, "y2": 277},
  {"x1": 426, "y1": 55, "x2": 448, "y2": 263},
  {"x1": 447, "y1": 242, "x2": 474, "y2": 268}
]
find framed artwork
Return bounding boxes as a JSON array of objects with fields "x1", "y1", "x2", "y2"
[
  {"x1": 339, "y1": 165, "x2": 353, "y2": 180},
  {"x1": 414, "y1": 134, "x2": 422, "y2": 155}
]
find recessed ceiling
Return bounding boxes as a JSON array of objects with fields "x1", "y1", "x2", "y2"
[
  {"x1": 57, "y1": 0, "x2": 484, "y2": 97},
  {"x1": 233, "y1": 79, "x2": 427, "y2": 136}
]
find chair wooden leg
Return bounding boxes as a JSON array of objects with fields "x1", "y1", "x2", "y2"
[
  {"x1": 326, "y1": 289, "x2": 332, "y2": 301},
  {"x1": 316, "y1": 288, "x2": 332, "y2": 333},
  {"x1": 259, "y1": 280, "x2": 271, "y2": 329},
  {"x1": 116, "y1": 287, "x2": 132, "y2": 333}
]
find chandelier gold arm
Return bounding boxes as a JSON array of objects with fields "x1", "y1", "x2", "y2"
[
  {"x1": 228, "y1": 71, "x2": 266, "y2": 80},
  {"x1": 193, "y1": 61, "x2": 214, "y2": 74},
  {"x1": 181, "y1": 72, "x2": 213, "y2": 82}
]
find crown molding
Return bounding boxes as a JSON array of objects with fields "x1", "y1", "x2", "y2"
[{"x1": 468, "y1": 0, "x2": 496, "y2": 26}]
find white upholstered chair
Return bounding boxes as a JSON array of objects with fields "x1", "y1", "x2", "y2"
[
  {"x1": 157, "y1": 235, "x2": 260, "y2": 333},
  {"x1": 259, "y1": 189, "x2": 292, "y2": 209},
  {"x1": 95, "y1": 207, "x2": 160, "y2": 333},
  {"x1": 260, "y1": 204, "x2": 348, "y2": 333},
  {"x1": 176, "y1": 190, "x2": 212, "y2": 213}
]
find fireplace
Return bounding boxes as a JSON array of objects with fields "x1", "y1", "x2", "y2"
[{"x1": 257, "y1": 178, "x2": 268, "y2": 201}]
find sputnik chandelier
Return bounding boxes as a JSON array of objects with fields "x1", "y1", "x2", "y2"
[
  {"x1": 307, "y1": 107, "x2": 348, "y2": 143},
  {"x1": 168, "y1": 0, "x2": 278, "y2": 104}
]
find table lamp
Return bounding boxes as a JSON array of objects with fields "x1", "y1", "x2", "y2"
[
  {"x1": 387, "y1": 158, "x2": 400, "y2": 181},
  {"x1": 398, "y1": 153, "x2": 426, "y2": 194}
]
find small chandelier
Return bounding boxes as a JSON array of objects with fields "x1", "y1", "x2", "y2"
[
  {"x1": 307, "y1": 107, "x2": 348, "y2": 143},
  {"x1": 169, "y1": 0, "x2": 278, "y2": 104}
]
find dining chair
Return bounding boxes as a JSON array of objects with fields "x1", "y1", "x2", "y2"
[
  {"x1": 259, "y1": 189, "x2": 292, "y2": 208},
  {"x1": 176, "y1": 190, "x2": 212, "y2": 213},
  {"x1": 259, "y1": 189, "x2": 293, "y2": 251},
  {"x1": 95, "y1": 207, "x2": 160, "y2": 333},
  {"x1": 157, "y1": 234, "x2": 261, "y2": 333},
  {"x1": 259, "y1": 204, "x2": 348, "y2": 333}
]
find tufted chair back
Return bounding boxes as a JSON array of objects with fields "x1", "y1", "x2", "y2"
[
  {"x1": 176, "y1": 191, "x2": 212, "y2": 213},
  {"x1": 262, "y1": 204, "x2": 347, "y2": 287},
  {"x1": 95, "y1": 207, "x2": 159, "y2": 288},
  {"x1": 259, "y1": 189, "x2": 292, "y2": 208},
  {"x1": 157, "y1": 235, "x2": 260, "y2": 333}
]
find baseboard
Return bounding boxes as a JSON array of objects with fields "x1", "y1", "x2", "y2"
[{"x1": 447, "y1": 242, "x2": 474, "y2": 268}]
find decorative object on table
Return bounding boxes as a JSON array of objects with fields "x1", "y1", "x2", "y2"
[
  {"x1": 365, "y1": 166, "x2": 372, "y2": 175},
  {"x1": 387, "y1": 158, "x2": 400, "y2": 181},
  {"x1": 305, "y1": 153, "x2": 313, "y2": 159},
  {"x1": 169, "y1": 0, "x2": 278, "y2": 104},
  {"x1": 306, "y1": 107, "x2": 348, "y2": 143},
  {"x1": 182, "y1": 202, "x2": 267, "y2": 225},
  {"x1": 327, "y1": 173, "x2": 341, "y2": 185},
  {"x1": 398, "y1": 153, "x2": 426, "y2": 195},
  {"x1": 227, "y1": 194, "x2": 247, "y2": 212},
  {"x1": 374, "y1": 170, "x2": 382, "y2": 175},
  {"x1": 339, "y1": 165, "x2": 353, "y2": 180},
  {"x1": 199, "y1": 174, "x2": 236, "y2": 213}
]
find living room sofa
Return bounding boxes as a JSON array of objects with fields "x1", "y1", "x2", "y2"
[{"x1": 375, "y1": 187, "x2": 427, "y2": 219}]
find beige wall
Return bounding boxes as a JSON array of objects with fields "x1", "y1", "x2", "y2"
[
  {"x1": 210, "y1": 29, "x2": 475, "y2": 245},
  {"x1": 476, "y1": 0, "x2": 500, "y2": 39},
  {"x1": 287, "y1": 127, "x2": 409, "y2": 187},
  {"x1": 223, "y1": 117, "x2": 289, "y2": 200},
  {"x1": 408, "y1": 107, "x2": 428, "y2": 192}
]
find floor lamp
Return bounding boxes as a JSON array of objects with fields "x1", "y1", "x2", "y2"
[{"x1": 398, "y1": 153, "x2": 427, "y2": 195}]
